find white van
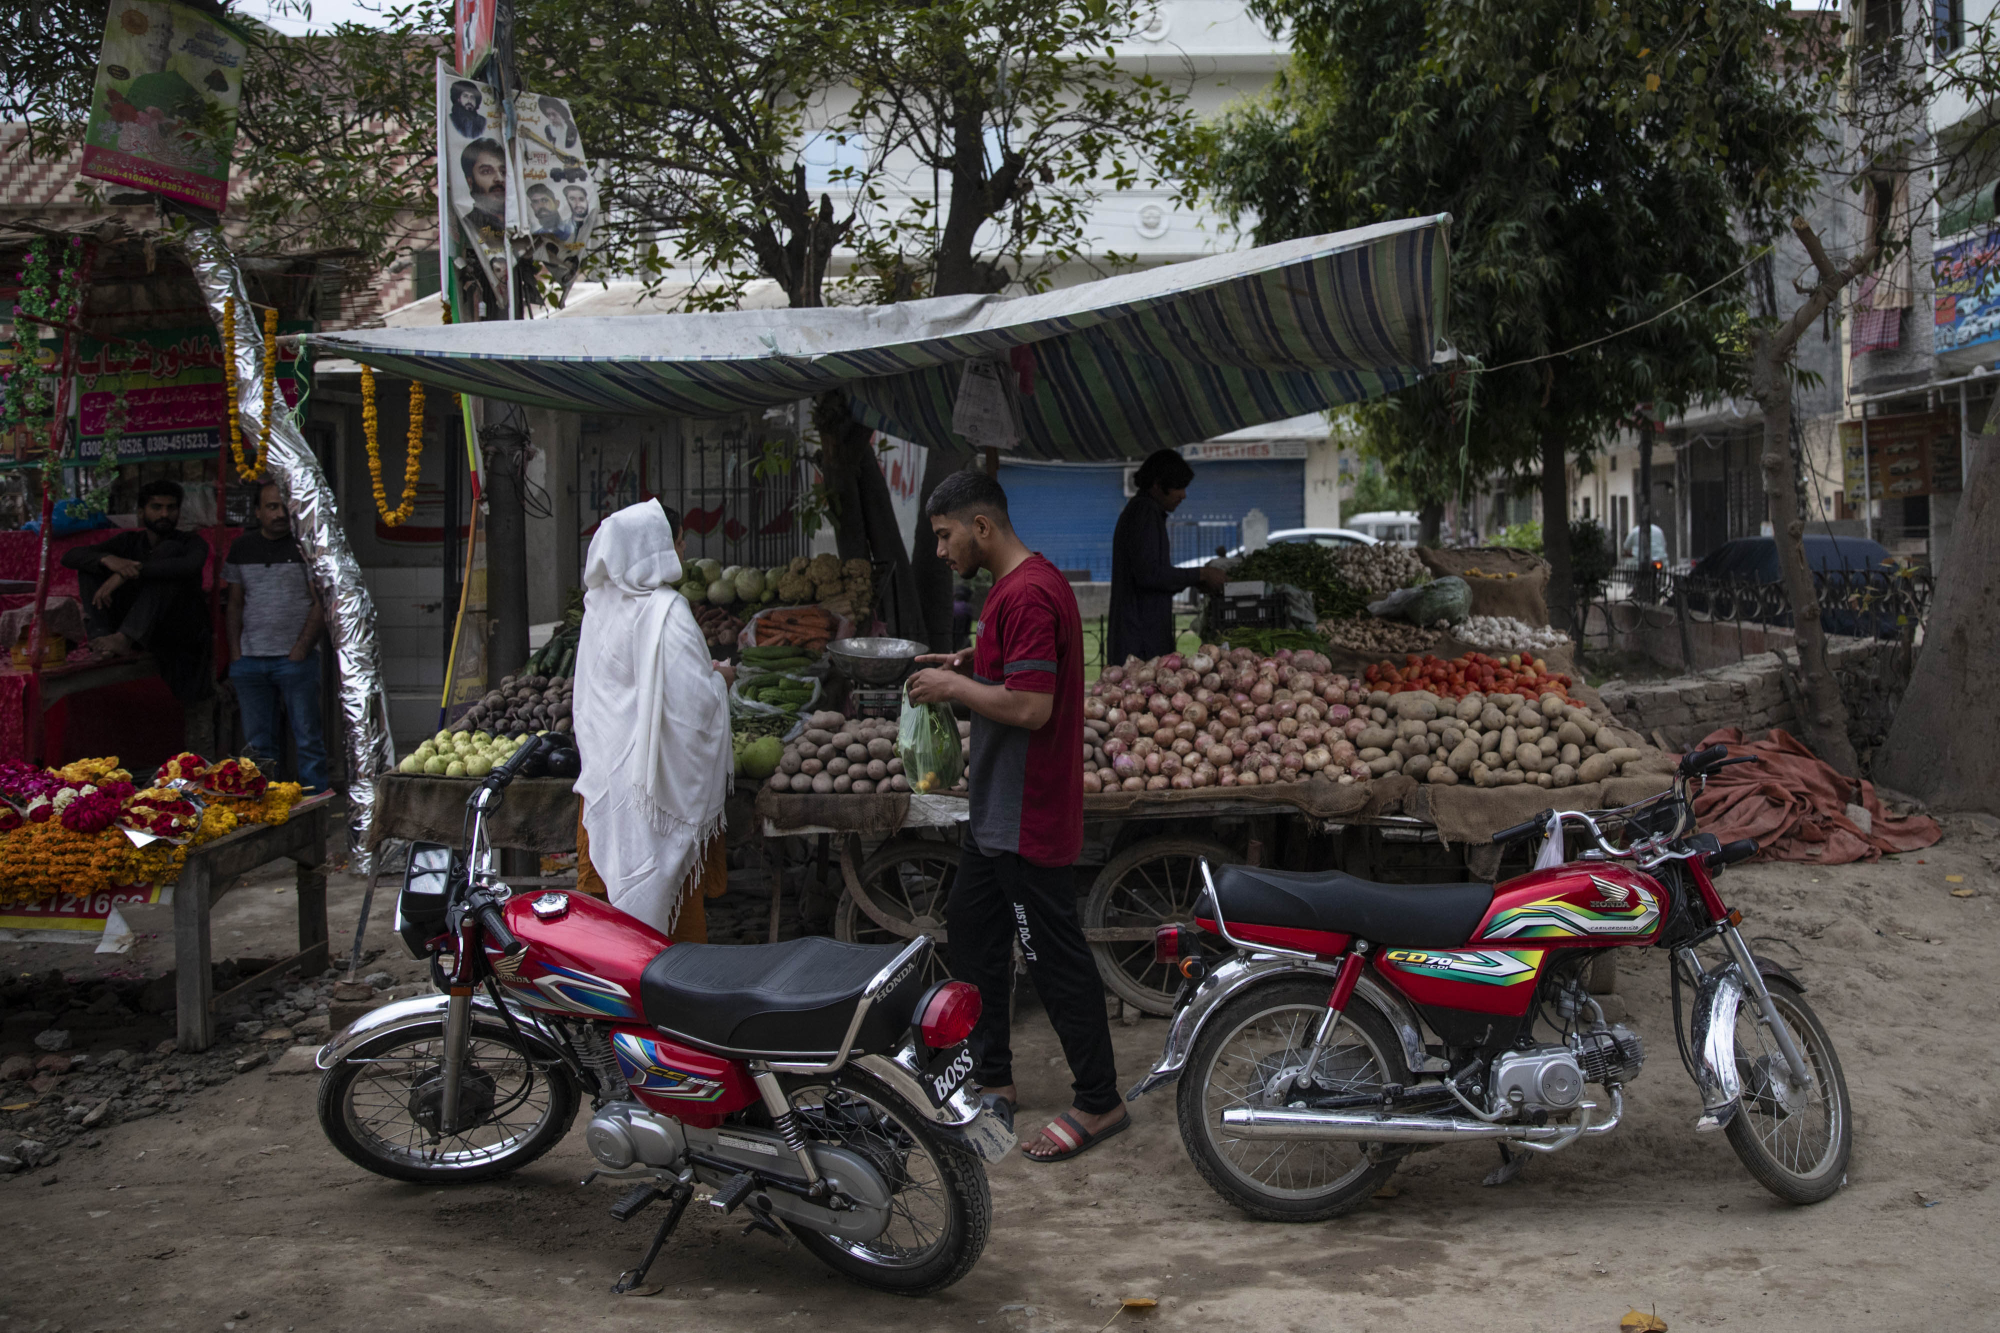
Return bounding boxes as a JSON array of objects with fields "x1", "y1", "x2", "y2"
[{"x1": 1343, "y1": 511, "x2": 1423, "y2": 545}]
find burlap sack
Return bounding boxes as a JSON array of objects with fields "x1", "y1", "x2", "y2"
[{"x1": 1417, "y1": 547, "x2": 1551, "y2": 626}]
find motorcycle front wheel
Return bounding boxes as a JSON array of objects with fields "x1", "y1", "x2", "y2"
[
  {"x1": 317, "y1": 1017, "x2": 581, "y2": 1184},
  {"x1": 1723, "y1": 976, "x2": 1852, "y2": 1204},
  {"x1": 780, "y1": 1068, "x2": 992, "y2": 1295},
  {"x1": 1176, "y1": 977, "x2": 1402, "y2": 1222}
]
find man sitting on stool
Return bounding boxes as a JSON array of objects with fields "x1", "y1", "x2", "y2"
[{"x1": 60, "y1": 479, "x2": 213, "y2": 700}]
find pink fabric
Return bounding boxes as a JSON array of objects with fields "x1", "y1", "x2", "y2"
[{"x1": 1692, "y1": 727, "x2": 1940, "y2": 864}]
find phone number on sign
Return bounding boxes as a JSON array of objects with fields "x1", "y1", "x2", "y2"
[{"x1": 3, "y1": 886, "x2": 161, "y2": 921}]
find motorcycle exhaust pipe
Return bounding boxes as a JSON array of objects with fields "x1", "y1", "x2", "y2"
[{"x1": 1220, "y1": 1105, "x2": 1583, "y2": 1144}]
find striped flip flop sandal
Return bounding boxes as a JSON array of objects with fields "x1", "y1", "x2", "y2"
[{"x1": 1021, "y1": 1109, "x2": 1130, "y2": 1163}]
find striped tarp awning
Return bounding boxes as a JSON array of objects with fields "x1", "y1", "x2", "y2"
[{"x1": 308, "y1": 215, "x2": 1450, "y2": 462}]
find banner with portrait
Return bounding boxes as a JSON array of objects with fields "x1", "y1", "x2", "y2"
[
  {"x1": 438, "y1": 66, "x2": 512, "y2": 308},
  {"x1": 511, "y1": 93, "x2": 598, "y2": 302},
  {"x1": 79, "y1": 0, "x2": 247, "y2": 210}
]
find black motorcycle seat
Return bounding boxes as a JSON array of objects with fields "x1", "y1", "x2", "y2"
[
  {"x1": 639, "y1": 936, "x2": 930, "y2": 1059},
  {"x1": 1211, "y1": 864, "x2": 1493, "y2": 950}
]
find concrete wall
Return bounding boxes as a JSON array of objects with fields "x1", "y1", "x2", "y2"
[{"x1": 1596, "y1": 637, "x2": 1910, "y2": 762}]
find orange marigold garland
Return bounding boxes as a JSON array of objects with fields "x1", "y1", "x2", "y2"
[
  {"x1": 362, "y1": 363, "x2": 423, "y2": 526},
  {"x1": 223, "y1": 297, "x2": 254, "y2": 477},
  {"x1": 256, "y1": 304, "x2": 278, "y2": 473}
]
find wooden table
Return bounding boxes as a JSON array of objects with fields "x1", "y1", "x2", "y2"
[{"x1": 174, "y1": 792, "x2": 337, "y2": 1052}]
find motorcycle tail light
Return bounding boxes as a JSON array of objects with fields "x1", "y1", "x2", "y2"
[
  {"x1": 1154, "y1": 923, "x2": 1189, "y2": 965},
  {"x1": 918, "y1": 981, "x2": 981, "y2": 1050}
]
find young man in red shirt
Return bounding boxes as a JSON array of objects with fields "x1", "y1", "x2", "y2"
[{"x1": 906, "y1": 470, "x2": 1128, "y2": 1161}]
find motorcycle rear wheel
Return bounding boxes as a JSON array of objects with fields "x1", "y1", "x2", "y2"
[
  {"x1": 317, "y1": 1017, "x2": 580, "y2": 1184},
  {"x1": 1176, "y1": 978, "x2": 1402, "y2": 1222},
  {"x1": 1723, "y1": 976, "x2": 1851, "y2": 1204},
  {"x1": 780, "y1": 1068, "x2": 991, "y2": 1295}
]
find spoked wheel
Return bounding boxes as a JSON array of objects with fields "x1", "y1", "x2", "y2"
[
  {"x1": 783, "y1": 1068, "x2": 991, "y2": 1295},
  {"x1": 1176, "y1": 978, "x2": 1402, "y2": 1221},
  {"x1": 317, "y1": 1017, "x2": 579, "y2": 1184},
  {"x1": 1724, "y1": 975, "x2": 1851, "y2": 1204},
  {"x1": 1085, "y1": 837, "x2": 1235, "y2": 1016},
  {"x1": 835, "y1": 839, "x2": 957, "y2": 985}
]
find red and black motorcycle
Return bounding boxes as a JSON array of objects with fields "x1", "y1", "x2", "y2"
[
  {"x1": 1134, "y1": 743, "x2": 1851, "y2": 1219},
  {"x1": 314, "y1": 734, "x2": 1013, "y2": 1295}
]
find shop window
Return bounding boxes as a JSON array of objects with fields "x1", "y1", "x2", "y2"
[{"x1": 1933, "y1": 0, "x2": 1965, "y2": 54}]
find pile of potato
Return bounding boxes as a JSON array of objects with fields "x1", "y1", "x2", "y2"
[
  {"x1": 767, "y1": 711, "x2": 912, "y2": 794},
  {"x1": 1084, "y1": 646, "x2": 1374, "y2": 791},
  {"x1": 1350, "y1": 689, "x2": 1655, "y2": 788}
]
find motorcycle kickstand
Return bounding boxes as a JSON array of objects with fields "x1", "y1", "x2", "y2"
[
  {"x1": 1481, "y1": 1142, "x2": 1527, "y2": 1188},
  {"x1": 610, "y1": 1182, "x2": 693, "y2": 1295},
  {"x1": 740, "y1": 1195, "x2": 788, "y2": 1243}
]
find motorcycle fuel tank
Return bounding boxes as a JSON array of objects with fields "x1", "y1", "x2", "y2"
[
  {"x1": 1464, "y1": 862, "x2": 1665, "y2": 949},
  {"x1": 492, "y1": 890, "x2": 669, "y2": 1022}
]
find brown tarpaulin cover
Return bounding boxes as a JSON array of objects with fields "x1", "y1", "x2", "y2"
[
  {"x1": 1082, "y1": 773, "x2": 1416, "y2": 822},
  {"x1": 1405, "y1": 774, "x2": 1674, "y2": 849},
  {"x1": 1691, "y1": 727, "x2": 1941, "y2": 863},
  {"x1": 369, "y1": 774, "x2": 580, "y2": 851}
]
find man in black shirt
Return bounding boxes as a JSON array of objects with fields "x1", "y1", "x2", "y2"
[
  {"x1": 60, "y1": 478, "x2": 212, "y2": 700},
  {"x1": 1106, "y1": 449, "x2": 1224, "y2": 663}
]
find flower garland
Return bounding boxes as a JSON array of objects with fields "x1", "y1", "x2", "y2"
[
  {"x1": 257, "y1": 304, "x2": 277, "y2": 472},
  {"x1": 361, "y1": 364, "x2": 424, "y2": 526},
  {"x1": 223, "y1": 297, "x2": 254, "y2": 477}
]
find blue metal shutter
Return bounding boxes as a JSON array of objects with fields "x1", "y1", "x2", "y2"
[{"x1": 997, "y1": 458, "x2": 1305, "y2": 582}]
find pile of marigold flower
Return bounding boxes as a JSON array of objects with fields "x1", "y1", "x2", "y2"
[{"x1": 0, "y1": 753, "x2": 305, "y2": 907}]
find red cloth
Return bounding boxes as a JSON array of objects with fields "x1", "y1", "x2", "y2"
[
  {"x1": 967, "y1": 553, "x2": 1085, "y2": 867},
  {"x1": 1692, "y1": 727, "x2": 1940, "y2": 864}
]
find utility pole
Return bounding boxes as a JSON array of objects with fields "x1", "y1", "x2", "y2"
[{"x1": 479, "y1": 0, "x2": 531, "y2": 680}]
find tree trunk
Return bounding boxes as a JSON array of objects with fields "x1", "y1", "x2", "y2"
[
  {"x1": 1418, "y1": 501, "x2": 1444, "y2": 546},
  {"x1": 814, "y1": 394, "x2": 925, "y2": 638},
  {"x1": 910, "y1": 445, "x2": 962, "y2": 650},
  {"x1": 1749, "y1": 329, "x2": 1860, "y2": 777},
  {"x1": 1539, "y1": 427, "x2": 1573, "y2": 632},
  {"x1": 1874, "y1": 434, "x2": 1999, "y2": 811}
]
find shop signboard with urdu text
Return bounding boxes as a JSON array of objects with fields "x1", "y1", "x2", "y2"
[
  {"x1": 1839, "y1": 409, "x2": 1962, "y2": 505},
  {"x1": 74, "y1": 326, "x2": 307, "y2": 461},
  {"x1": 78, "y1": 0, "x2": 246, "y2": 211}
]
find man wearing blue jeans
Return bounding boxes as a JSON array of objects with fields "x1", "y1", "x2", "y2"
[{"x1": 225, "y1": 481, "x2": 328, "y2": 791}]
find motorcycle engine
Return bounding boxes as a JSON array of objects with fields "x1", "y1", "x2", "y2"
[
  {"x1": 1577, "y1": 1024, "x2": 1646, "y2": 1086},
  {"x1": 586, "y1": 1102, "x2": 688, "y2": 1170},
  {"x1": 1490, "y1": 1046, "x2": 1586, "y2": 1116}
]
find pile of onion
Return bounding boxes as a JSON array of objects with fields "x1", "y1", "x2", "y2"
[{"x1": 1080, "y1": 645, "x2": 1374, "y2": 792}]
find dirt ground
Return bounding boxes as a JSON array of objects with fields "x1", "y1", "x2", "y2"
[{"x1": 3, "y1": 816, "x2": 1998, "y2": 1333}]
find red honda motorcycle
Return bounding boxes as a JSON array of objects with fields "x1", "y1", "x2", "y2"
[
  {"x1": 1134, "y1": 743, "x2": 1852, "y2": 1220},
  {"x1": 314, "y1": 735, "x2": 1013, "y2": 1295}
]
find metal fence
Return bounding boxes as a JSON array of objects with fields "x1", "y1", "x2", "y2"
[
  {"x1": 1575, "y1": 564, "x2": 1933, "y2": 664},
  {"x1": 1167, "y1": 515, "x2": 1242, "y2": 567}
]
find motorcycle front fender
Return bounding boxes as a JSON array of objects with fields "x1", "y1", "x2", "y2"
[
  {"x1": 1689, "y1": 962, "x2": 1745, "y2": 1131},
  {"x1": 314, "y1": 991, "x2": 576, "y2": 1074},
  {"x1": 1125, "y1": 953, "x2": 1447, "y2": 1101}
]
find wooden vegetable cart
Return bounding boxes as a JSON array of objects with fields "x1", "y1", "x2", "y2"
[{"x1": 760, "y1": 771, "x2": 1672, "y2": 1016}]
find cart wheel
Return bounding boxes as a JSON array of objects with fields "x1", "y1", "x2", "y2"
[
  {"x1": 835, "y1": 838, "x2": 958, "y2": 985},
  {"x1": 1084, "y1": 837, "x2": 1237, "y2": 1017}
]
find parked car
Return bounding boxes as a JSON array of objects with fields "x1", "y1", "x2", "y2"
[
  {"x1": 1342, "y1": 511, "x2": 1423, "y2": 545},
  {"x1": 1174, "y1": 526, "x2": 1378, "y2": 572},
  {"x1": 1682, "y1": 535, "x2": 1910, "y2": 638}
]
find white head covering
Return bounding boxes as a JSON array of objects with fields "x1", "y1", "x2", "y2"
[{"x1": 571, "y1": 499, "x2": 731, "y2": 935}]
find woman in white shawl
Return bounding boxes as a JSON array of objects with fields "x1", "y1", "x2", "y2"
[{"x1": 572, "y1": 499, "x2": 734, "y2": 938}]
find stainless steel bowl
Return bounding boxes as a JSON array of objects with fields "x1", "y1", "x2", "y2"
[{"x1": 825, "y1": 636, "x2": 930, "y2": 686}]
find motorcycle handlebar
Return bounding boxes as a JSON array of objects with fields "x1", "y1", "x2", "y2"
[
  {"x1": 1705, "y1": 837, "x2": 1759, "y2": 870},
  {"x1": 1678, "y1": 743, "x2": 1731, "y2": 777},
  {"x1": 1491, "y1": 810, "x2": 1553, "y2": 845},
  {"x1": 477, "y1": 901, "x2": 526, "y2": 958},
  {"x1": 486, "y1": 732, "x2": 551, "y2": 789}
]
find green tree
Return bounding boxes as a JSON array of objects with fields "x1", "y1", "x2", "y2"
[
  {"x1": 1205, "y1": 0, "x2": 1831, "y2": 633},
  {"x1": 3, "y1": 0, "x2": 442, "y2": 269}
]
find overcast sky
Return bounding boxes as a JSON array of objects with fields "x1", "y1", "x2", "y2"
[{"x1": 238, "y1": 0, "x2": 398, "y2": 35}]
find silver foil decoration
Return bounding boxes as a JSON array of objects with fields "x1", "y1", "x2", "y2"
[{"x1": 186, "y1": 228, "x2": 394, "y2": 871}]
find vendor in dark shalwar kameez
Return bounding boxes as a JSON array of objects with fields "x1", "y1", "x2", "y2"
[{"x1": 1106, "y1": 449, "x2": 1224, "y2": 663}]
